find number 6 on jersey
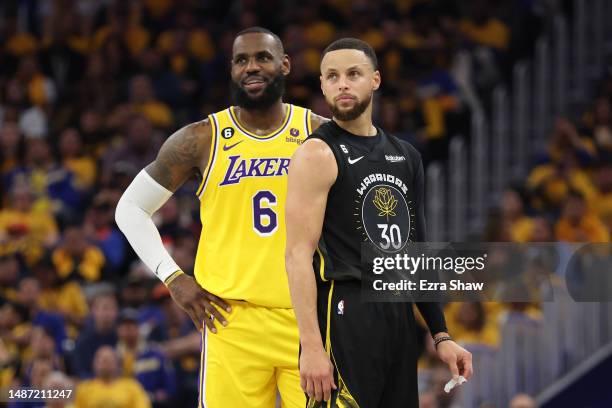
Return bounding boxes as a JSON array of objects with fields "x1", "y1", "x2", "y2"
[{"x1": 253, "y1": 190, "x2": 278, "y2": 236}]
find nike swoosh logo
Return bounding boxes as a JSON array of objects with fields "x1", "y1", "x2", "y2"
[
  {"x1": 348, "y1": 156, "x2": 364, "y2": 164},
  {"x1": 223, "y1": 141, "x2": 243, "y2": 151}
]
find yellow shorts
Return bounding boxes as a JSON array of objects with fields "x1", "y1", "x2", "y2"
[{"x1": 199, "y1": 300, "x2": 305, "y2": 408}]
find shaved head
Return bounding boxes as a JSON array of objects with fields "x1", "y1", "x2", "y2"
[{"x1": 235, "y1": 26, "x2": 284, "y2": 55}]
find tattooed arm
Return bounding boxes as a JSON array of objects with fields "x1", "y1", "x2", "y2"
[
  {"x1": 145, "y1": 119, "x2": 212, "y2": 191},
  {"x1": 116, "y1": 119, "x2": 230, "y2": 332},
  {"x1": 309, "y1": 112, "x2": 330, "y2": 133}
]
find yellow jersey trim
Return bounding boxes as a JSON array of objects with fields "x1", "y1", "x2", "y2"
[
  {"x1": 196, "y1": 114, "x2": 219, "y2": 198},
  {"x1": 331, "y1": 348, "x2": 360, "y2": 407},
  {"x1": 316, "y1": 246, "x2": 327, "y2": 282},
  {"x1": 306, "y1": 109, "x2": 312, "y2": 135},
  {"x1": 325, "y1": 280, "x2": 334, "y2": 357},
  {"x1": 228, "y1": 104, "x2": 293, "y2": 140}
]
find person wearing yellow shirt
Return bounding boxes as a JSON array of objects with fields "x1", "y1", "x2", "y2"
[
  {"x1": 0, "y1": 184, "x2": 59, "y2": 266},
  {"x1": 108, "y1": 75, "x2": 174, "y2": 129},
  {"x1": 58, "y1": 128, "x2": 97, "y2": 191},
  {"x1": 445, "y1": 302, "x2": 500, "y2": 348},
  {"x1": 157, "y1": 9, "x2": 215, "y2": 62},
  {"x1": 592, "y1": 163, "x2": 612, "y2": 234},
  {"x1": 34, "y1": 257, "x2": 88, "y2": 331},
  {"x1": 4, "y1": 17, "x2": 38, "y2": 56},
  {"x1": 500, "y1": 187, "x2": 534, "y2": 242},
  {"x1": 52, "y1": 224, "x2": 106, "y2": 282},
  {"x1": 458, "y1": 0, "x2": 510, "y2": 50},
  {"x1": 555, "y1": 191, "x2": 610, "y2": 242},
  {"x1": 75, "y1": 346, "x2": 151, "y2": 408},
  {"x1": 93, "y1": 4, "x2": 150, "y2": 56}
]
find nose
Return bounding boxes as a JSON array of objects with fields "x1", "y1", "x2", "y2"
[
  {"x1": 337, "y1": 75, "x2": 349, "y2": 92},
  {"x1": 245, "y1": 57, "x2": 261, "y2": 74}
]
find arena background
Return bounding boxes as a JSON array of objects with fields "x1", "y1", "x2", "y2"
[{"x1": 1, "y1": 0, "x2": 612, "y2": 407}]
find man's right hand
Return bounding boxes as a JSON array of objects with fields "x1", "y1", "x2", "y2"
[
  {"x1": 166, "y1": 272, "x2": 231, "y2": 333},
  {"x1": 299, "y1": 345, "x2": 337, "y2": 402}
]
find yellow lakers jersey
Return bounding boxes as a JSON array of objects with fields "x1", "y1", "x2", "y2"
[{"x1": 194, "y1": 104, "x2": 311, "y2": 308}]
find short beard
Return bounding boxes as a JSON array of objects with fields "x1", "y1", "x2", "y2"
[
  {"x1": 230, "y1": 73, "x2": 285, "y2": 110},
  {"x1": 329, "y1": 92, "x2": 372, "y2": 121}
]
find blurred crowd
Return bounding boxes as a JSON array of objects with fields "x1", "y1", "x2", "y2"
[{"x1": 0, "y1": 0, "x2": 581, "y2": 407}]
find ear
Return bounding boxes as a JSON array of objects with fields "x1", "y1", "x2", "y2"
[
  {"x1": 281, "y1": 54, "x2": 291, "y2": 76},
  {"x1": 372, "y1": 70, "x2": 381, "y2": 91}
]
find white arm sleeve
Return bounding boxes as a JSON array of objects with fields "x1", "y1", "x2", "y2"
[{"x1": 115, "y1": 169, "x2": 181, "y2": 282}]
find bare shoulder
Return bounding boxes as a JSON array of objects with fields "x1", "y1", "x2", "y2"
[
  {"x1": 145, "y1": 118, "x2": 212, "y2": 191},
  {"x1": 290, "y1": 138, "x2": 337, "y2": 186},
  {"x1": 309, "y1": 112, "x2": 331, "y2": 132}
]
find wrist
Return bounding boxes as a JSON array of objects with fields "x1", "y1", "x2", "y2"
[
  {"x1": 300, "y1": 336, "x2": 325, "y2": 352},
  {"x1": 163, "y1": 270, "x2": 184, "y2": 286},
  {"x1": 432, "y1": 331, "x2": 450, "y2": 340},
  {"x1": 433, "y1": 333, "x2": 453, "y2": 349}
]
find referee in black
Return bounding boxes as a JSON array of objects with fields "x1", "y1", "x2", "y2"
[{"x1": 285, "y1": 38, "x2": 473, "y2": 407}]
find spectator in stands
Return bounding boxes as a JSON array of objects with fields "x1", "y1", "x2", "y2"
[
  {"x1": 155, "y1": 285, "x2": 200, "y2": 406},
  {"x1": 35, "y1": 255, "x2": 88, "y2": 331},
  {"x1": 528, "y1": 118, "x2": 598, "y2": 211},
  {"x1": 102, "y1": 113, "x2": 161, "y2": 183},
  {"x1": 8, "y1": 358, "x2": 54, "y2": 408},
  {"x1": 555, "y1": 190, "x2": 610, "y2": 242},
  {"x1": 109, "y1": 75, "x2": 173, "y2": 129},
  {"x1": 500, "y1": 186, "x2": 534, "y2": 242},
  {"x1": 78, "y1": 108, "x2": 109, "y2": 158},
  {"x1": 587, "y1": 97, "x2": 612, "y2": 159},
  {"x1": 0, "y1": 254, "x2": 21, "y2": 300},
  {"x1": 39, "y1": 11, "x2": 87, "y2": 95},
  {"x1": 76, "y1": 51, "x2": 121, "y2": 113},
  {"x1": 5, "y1": 137, "x2": 82, "y2": 220},
  {"x1": 0, "y1": 299, "x2": 30, "y2": 386},
  {"x1": 0, "y1": 121, "x2": 24, "y2": 178},
  {"x1": 14, "y1": 54, "x2": 56, "y2": 108},
  {"x1": 15, "y1": 277, "x2": 68, "y2": 357},
  {"x1": 41, "y1": 371, "x2": 75, "y2": 408},
  {"x1": 72, "y1": 289, "x2": 118, "y2": 378},
  {"x1": 446, "y1": 302, "x2": 499, "y2": 347},
  {"x1": 52, "y1": 222, "x2": 107, "y2": 283},
  {"x1": 3, "y1": 14, "x2": 38, "y2": 58},
  {"x1": 592, "y1": 162, "x2": 612, "y2": 234},
  {"x1": 117, "y1": 308, "x2": 177, "y2": 407},
  {"x1": 0, "y1": 183, "x2": 59, "y2": 265},
  {"x1": 21, "y1": 325, "x2": 65, "y2": 382},
  {"x1": 528, "y1": 215, "x2": 555, "y2": 242},
  {"x1": 83, "y1": 191, "x2": 127, "y2": 272},
  {"x1": 459, "y1": 0, "x2": 509, "y2": 51},
  {"x1": 509, "y1": 393, "x2": 536, "y2": 408},
  {"x1": 58, "y1": 128, "x2": 97, "y2": 193},
  {"x1": 74, "y1": 345, "x2": 151, "y2": 408},
  {"x1": 93, "y1": 2, "x2": 150, "y2": 57}
]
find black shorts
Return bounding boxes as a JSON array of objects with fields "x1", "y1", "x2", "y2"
[{"x1": 306, "y1": 280, "x2": 419, "y2": 408}]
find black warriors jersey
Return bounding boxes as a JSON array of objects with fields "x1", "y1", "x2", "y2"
[{"x1": 309, "y1": 120, "x2": 426, "y2": 282}]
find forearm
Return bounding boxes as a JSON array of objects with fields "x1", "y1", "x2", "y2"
[
  {"x1": 416, "y1": 302, "x2": 448, "y2": 337},
  {"x1": 115, "y1": 170, "x2": 180, "y2": 282},
  {"x1": 286, "y1": 250, "x2": 324, "y2": 350}
]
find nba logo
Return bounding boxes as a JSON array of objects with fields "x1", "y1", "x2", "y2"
[
  {"x1": 290, "y1": 128, "x2": 299, "y2": 136},
  {"x1": 337, "y1": 300, "x2": 344, "y2": 315}
]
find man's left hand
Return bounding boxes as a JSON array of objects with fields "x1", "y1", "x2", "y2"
[{"x1": 436, "y1": 340, "x2": 473, "y2": 381}]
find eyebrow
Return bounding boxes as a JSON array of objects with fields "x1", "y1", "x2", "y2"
[
  {"x1": 323, "y1": 64, "x2": 365, "y2": 73},
  {"x1": 233, "y1": 50, "x2": 274, "y2": 60}
]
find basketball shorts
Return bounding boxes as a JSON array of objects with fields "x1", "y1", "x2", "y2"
[
  {"x1": 199, "y1": 299, "x2": 305, "y2": 407},
  {"x1": 306, "y1": 280, "x2": 419, "y2": 408}
]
